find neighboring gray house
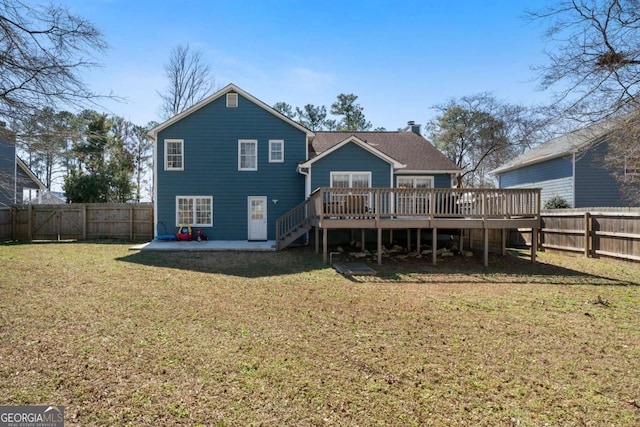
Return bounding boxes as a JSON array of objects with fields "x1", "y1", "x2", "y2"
[
  {"x1": 492, "y1": 121, "x2": 636, "y2": 208},
  {"x1": 30, "y1": 190, "x2": 66, "y2": 205},
  {"x1": 0, "y1": 134, "x2": 46, "y2": 207}
]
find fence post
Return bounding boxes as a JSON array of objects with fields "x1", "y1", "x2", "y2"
[
  {"x1": 11, "y1": 206, "x2": 16, "y2": 241},
  {"x1": 82, "y1": 204, "x2": 87, "y2": 240},
  {"x1": 56, "y1": 208, "x2": 61, "y2": 241},
  {"x1": 27, "y1": 203, "x2": 32, "y2": 241},
  {"x1": 130, "y1": 205, "x2": 134, "y2": 240},
  {"x1": 584, "y1": 211, "x2": 591, "y2": 257}
]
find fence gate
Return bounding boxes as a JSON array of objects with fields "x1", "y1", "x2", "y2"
[{"x1": 8, "y1": 203, "x2": 153, "y2": 241}]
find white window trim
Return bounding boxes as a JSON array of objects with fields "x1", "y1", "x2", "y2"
[
  {"x1": 238, "y1": 139, "x2": 258, "y2": 171},
  {"x1": 269, "y1": 139, "x2": 284, "y2": 163},
  {"x1": 175, "y1": 196, "x2": 213, "y2": 227},
  {"x1": 227, "y1": 93, "x2": 238, "y2": 108},
  {"x1": 330, "y1": 171, "x2": 372, "y2": 188},
  {"x1": 164, "y1": 139, "x2": 184, "y2": 171},
  {"x1": 397, "y1": 176, "x2": 434, "y2": 188}
]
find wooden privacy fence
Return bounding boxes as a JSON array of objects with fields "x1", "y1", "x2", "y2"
[
  {"x1": 515, "y1": 208, "x2": 640, "y2": 262},
  {"x1": 0, "y1": 203, "x2": 153, "y2": 242},
  {"x1": 0, "y1": 207, "x2": 10, "y2": 241}
]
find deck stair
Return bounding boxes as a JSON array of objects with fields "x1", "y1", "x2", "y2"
[{"x1": 276, "y1": 198, "x2": 313, "y2": 250}]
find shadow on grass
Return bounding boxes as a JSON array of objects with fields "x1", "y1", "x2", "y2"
[
  {"x1": 117, "y1": 244, "x2": 640, "y2": 285},
  {"x1": 116, "y1": 245, "x2": 331, "y2": 278},
  {"x1": 348, "y1": 250, "x2": 640, "y2": 286}
]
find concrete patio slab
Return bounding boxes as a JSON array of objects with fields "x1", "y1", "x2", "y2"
[{"x1": 131, "y1": 240, "x2": 277, "y2": 251}]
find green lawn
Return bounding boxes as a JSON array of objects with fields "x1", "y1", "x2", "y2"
[{"x1": 0, "y1": 242, "x2": 638, "y2": 426}]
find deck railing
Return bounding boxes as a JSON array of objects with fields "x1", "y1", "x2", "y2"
[{"x1": 311, "y1": 187, "x2": 540, "y2": 219}]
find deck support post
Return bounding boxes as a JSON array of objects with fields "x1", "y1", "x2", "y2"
[
  {"x1": 484, "y1": 227, "x2": 489, "y2": 267},
  {"x1": 315, "y1": 227, "x2": 319, "y2": 254},
  {"x1": 377, "y1": 227, "x2": 382, "y2": 265},
  {"x1": 501, "y1": 228, "x2": 507, "y2": 256},
  {"x1": 361, "y1": 229, "x2": 365, "y2": 251},
  {"x1": 323, "y1": 228, "x2": 328, "y2": 263},
  {"x1": 417, "y1": 228, "x2": 421, "y2": 252},
  {"x1": 407, "y1": 229, "x2": 411, "y2": 252},
  {"x1": 432, "y1": 227, "x2": 437, "y2": 265}
]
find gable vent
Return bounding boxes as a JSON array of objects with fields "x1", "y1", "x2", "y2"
[{"x1": 226, "y1": 93, "x2": 238, "y2": 108}]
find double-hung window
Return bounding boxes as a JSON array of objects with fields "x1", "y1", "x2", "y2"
[
  {"x1": 396, "y1": 176, "x2": 434, "y2": 215},
  {"x1": 329, "y1": 172, "x2": 371, "y2": 213},
  {"x1": 330, "y1": 172, "x2": 371, "y2": 188},
  {"x1": 176, "y1": 196, "x2": 212, "y2": 226},
  {"x1": 269, "y1": 140, "x2": 284, "y2": 163},
  {"x1": 238, "y1": 140, "x2": 257, "y2": 171},
  {"x1": 165, "y1": 139, "x2": 184, "y2": 171},
  {"x1": 625, "y1": 157, "x2": 640, "y2": 178}
]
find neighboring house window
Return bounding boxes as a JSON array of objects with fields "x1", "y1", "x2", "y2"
[
  {"x1": 238, "y1": 140, "x2": 258, "y2": 171},
  {"x1": 330, "y1": 172, "x2": 371, "y2": 188},
  {"x1": 176, "y1": 196, "x2": 212, "y2": 226},
  {"x1": 227, "y1": 93, "x2": 238, "y2": 108},
  {"x1": 165, "y1": 139, "x2": 184, "y2": 171},
  {"x1": 269, "y1": 140, "x2": 284, "y2": 163},
  {"x1": 625, "y1": 157, "x2": 640, "y2": 178}
]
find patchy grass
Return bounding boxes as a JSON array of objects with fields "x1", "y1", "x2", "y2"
[{"x1": 0, "y1": 242, "x2": 639, "y2": 426}]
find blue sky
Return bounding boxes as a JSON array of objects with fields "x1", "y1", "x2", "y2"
[{"x1": 59, "y1": 0, "x2": 552, "y2": 130}]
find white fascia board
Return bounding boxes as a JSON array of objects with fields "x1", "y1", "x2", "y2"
[
  {"x1": 16, "y1": 157, "x2": 45, "y2": 190},
  {"x1": 299, "y1": 136, "x2": 405, "y2": 169},
  {"x1": 147, "y1": 83, "x2": 314, "y2": 139}
]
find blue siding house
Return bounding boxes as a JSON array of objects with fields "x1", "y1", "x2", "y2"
[
  {"x1": 149, "y1": 84, "x2": 460, "y2": 244},
  {"x1": 0, "y1": 132, "x2": 46, "y2": 207},
  {"x1": 492, "y1": 121, "x2": 637, "y2": 208}
]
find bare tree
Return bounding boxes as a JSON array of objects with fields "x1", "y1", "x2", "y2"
[
  {"x1": 529, "y1": 1, "x2": 640, "y2": 201},
  {"x1": 158, "y1": 44, "x2": 215, "y2": 120},
  {"x1": 0, "y1": 0, "x2": 107, "y2": 130},
  {"x1": 1, "y1": 1, "x2": 107, "y2": 197},
  {"x1": 428, "y1": 94, "x2": 552, "y2": 187},
  {"x1": 529, "y1": 0, "x2": 640, "y2": 120}
]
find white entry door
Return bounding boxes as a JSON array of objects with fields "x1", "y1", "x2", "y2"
[{"x1": 248, "y1": 196, "x2": 268, "y2": 241}]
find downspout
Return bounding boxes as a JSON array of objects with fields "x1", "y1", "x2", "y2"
[
  {"x1": 151, "y1": 132, "x2": 158, "y2": 234},
  {"x1": 297, "y1": 164, "x2": 311, "y2": 246},
  {"x1": 298, "y1": 165, "x2": 311, "y2": 198},
  {"x1": 572, "y1": 152, "x2": 576, "y2": 208}
]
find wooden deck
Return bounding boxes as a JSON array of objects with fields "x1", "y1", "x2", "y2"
[{"x1": 276, "y1": 188, "x2": 541, "y2": 266}]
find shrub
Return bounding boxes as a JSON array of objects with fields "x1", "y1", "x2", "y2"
[{"x1": 544, "y1": 195, "x2": 570, "y2": 209}]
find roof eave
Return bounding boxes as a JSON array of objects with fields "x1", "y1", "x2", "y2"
[
  {"x1": 491, "y1": 151, "x2": 573, "y2": 175},
  {"x1": 300, "y1": 135, "x2": 404, "y2": 168},
  {"x1": 16, "y1": 156, "x2": 46, "y2": 190},
  {"x1": 147, "y1": 83, "x2": 315, "y2": 140}
]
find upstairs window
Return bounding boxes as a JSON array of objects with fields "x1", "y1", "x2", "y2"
[
  {"x1": 269, "y1": 140, "x2": 284, "y2": 163},
  {"x1": 238, "y1": 140, "x2": 258, "y2": 171},
  {"x1": 165, "y1": 139, "x2": 184, "y2": 171},
  {"x1": 227, "y1": 93, "x2": 238, "y2": 108}
]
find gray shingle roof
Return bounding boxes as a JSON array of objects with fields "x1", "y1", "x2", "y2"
[
  {"x1": 491, "y1": 120, "x2": 615, "y2": 175},
  {"x1": 310, "y1": 131, "x2": 460, "y2": 172}
]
